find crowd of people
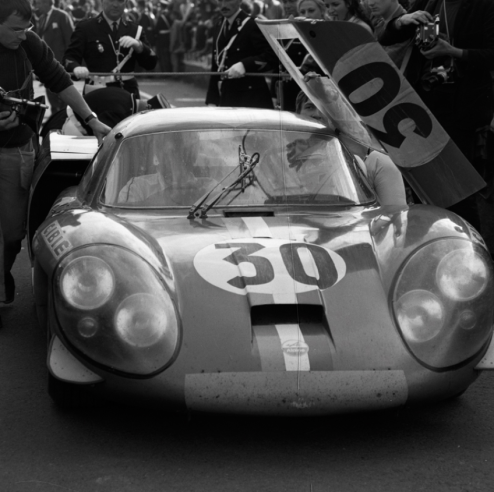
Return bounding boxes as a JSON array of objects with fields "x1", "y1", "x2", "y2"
[{"x1": 0, "y1": 0, "x2": 493, "y2": 310}]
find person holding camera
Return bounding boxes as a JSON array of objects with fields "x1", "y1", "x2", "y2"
[
  {"x1": 379, "y1": 0, "x2": 494, "y2": 231},
  {"x1": 0, "y1": 0, "x2": 111, "y2": 305}
]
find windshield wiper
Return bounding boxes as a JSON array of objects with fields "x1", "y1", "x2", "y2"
[{"x1": 188, "y1": 149, "x2": 260, "y2": 219}]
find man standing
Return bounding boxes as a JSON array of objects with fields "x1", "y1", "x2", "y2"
[
  {"x1": 154, "y1": 0, "x2": 172, "y2": 72},
  {"x1": 63, "y1": 0, "x2": 158, "y2": 98},
  {"x1": 35, "y1": 0, "x2": 74, "y2": 113},
  {"x1": 136, "y1": 0, "x2": 155, "y2": 47},
  {"x1": 205, "y1": 0, "x2": 276, "y2": 108},
  {"x1": 379, "y1": 0, "x2": 494, "y2": 232},
  {"x1": 365, "y1": 0, "x2": 408, "y2": 68},
  {"x1": 0, "y1": 0, "x2": 110, "y2": 304}
]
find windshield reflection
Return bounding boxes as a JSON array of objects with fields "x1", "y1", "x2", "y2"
[{"x1": 101, "y1": 129, "x2": 374, "y2": 208}]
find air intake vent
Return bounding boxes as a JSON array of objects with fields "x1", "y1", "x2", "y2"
[{"x1": 251, "y1": 304, "x2": 325, "y2": 325}]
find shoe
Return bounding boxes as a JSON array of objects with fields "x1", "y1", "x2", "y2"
[
  {"x1": 146, "y1": 93, "x2": 171, "y2": 110},
  {"x1": 2, "y1": 272, "x2": 15, "y2": 304}
]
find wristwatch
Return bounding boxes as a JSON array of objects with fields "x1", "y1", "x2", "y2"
[{"x1": 83, "y1": 111, "x2": 97, "y2": 125}]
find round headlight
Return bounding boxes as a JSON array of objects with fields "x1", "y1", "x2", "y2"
[
  {"x1": 395, "y1": 289, "x2": 444, "y2": 343},
  {"x1": 61, "y1": 256, "x2": 115, "y2": 310},
  {"x1": 55, "y1": 245, "x2": 180, "y2": 376},
  {"x1": 115, "y1": 293, "x2": 172, "y2": 348},
  {"x1": 391, "y1": 237, "x2": 494, "y2": 369},
  {"x1": 437, "y1": 249, "x2": 488, "y2": 301}
]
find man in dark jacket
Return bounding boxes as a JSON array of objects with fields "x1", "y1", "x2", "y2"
[
  {"x1": 63, "y1": 0, "x2": 157, "y2": 98},
  {"x1": 380, "y1": 0, "x2": 494, "y2": 230},
  {"x1": 34, "y1": 0, "x2": 74, "y2": 113},
  {"x1": 205, "y1": 0, "x2": 277, "y2": 108},
  {"x1": 0, "y1": 0, "x2": 110, "y2": 305}
]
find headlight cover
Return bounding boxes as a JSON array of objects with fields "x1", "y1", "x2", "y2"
[
  {"x1": 55, "y1": 245, "x2": 179, "y2": 376},
  {"x1": 392, "y1": 238, "x2": 493, "y2": 370}
]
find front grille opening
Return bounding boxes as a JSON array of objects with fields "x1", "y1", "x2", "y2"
[{"x1": 251, "y1": 304, "x2": 325, "y2": 326}]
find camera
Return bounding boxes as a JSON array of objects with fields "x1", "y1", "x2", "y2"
[
  {"x1": 415, "y1": 14, "x2": 440, "y2": 51},
  {"x1": 0, "y1": 88, "x2": 48, "y2": 133},
  {"x1": 420, "y1": 60, "x2": 455, "y2": 91}
]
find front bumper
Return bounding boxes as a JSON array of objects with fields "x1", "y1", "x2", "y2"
[{"x1": 185, "y1": 371, "x2": 408, "y2": 415}]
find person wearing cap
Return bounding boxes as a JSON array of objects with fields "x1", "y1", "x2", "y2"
[
  {"x1": 205, "y1": 0, "x2": 277, "y2": 108},
  {"x1": 63, "y1": 0, "x2": 158, "y2": 98}
]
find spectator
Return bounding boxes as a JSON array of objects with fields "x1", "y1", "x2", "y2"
[
  {"x1": 136, "y1": 0, "x2": 155, "y2": 46},
  {"x1": 154, "y1": 0, "x2": 172, "y2": 71},
  {"x1": 169, "y1": 0, "x2": 194, "y2": 73},
  {"x1": 379, "y1": 0, "x2": 494, "y2": 231},
  {"x1": 325, "y1": 0, "x2": 373, "y2": 33},
  {"x1": 34, "y1": 0, "x2": 74, "y2": 113},
  {"x1": 280, "y1": 0, "x2": 298, "y2": 16},
  {"x1": 364, "y1": 0, "x2": 408, "y2": 66},
  {"x1": 0, "y1": 0, "x2": 110, "y2": 304},
  {"x1": 263, "y1": 0, "x2": 283, "y2": 19},
  {"x1": 297, "y1": 0, "x2": 327, "y2": 19},
  {"x1": 63, "y1": 0, "x2": 158, "y2": 98},
  {"x1": 205, "y1": 0, "x2": 277, "y2": 108}
]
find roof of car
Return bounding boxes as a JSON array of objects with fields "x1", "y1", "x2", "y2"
[{"x1": 112, "y1": 107, "x2": 331, "y2": 139}]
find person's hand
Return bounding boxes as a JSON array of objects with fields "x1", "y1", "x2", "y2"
[
  {"x1": 0, "y1": 110, "x2": 19, "y2": 131},
  {"x1": 87, "y1": 118, "x2": 111, "y2": 145},
  {"x1": 225, "y1": 62, "x2": 246, "y2": 79},
  {"x1": 73, "y1": 66, "x2": 90, "y2": 80},
  {"x1": 421, "y1": 37, "x2": 462, "y2": 59},
  {"x1": 398, "y1": 10, "x2": 433, "y2": 27},
  {"x1": 119, "y1": 36, "x2": 143, "y2": 52}
]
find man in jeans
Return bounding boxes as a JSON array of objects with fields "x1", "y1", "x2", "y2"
[{"x1": 0, "y1": 0, "x2": 110, "y2": 305}]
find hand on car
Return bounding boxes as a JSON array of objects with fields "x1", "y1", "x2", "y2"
[
  {"x1": 0, "y1": 110, "x2": 19, "y2": 130},
  {"x1": 119, "y1": 36, "x2": 143, "y2": 52},
  {"x1": 73, "y1": 66, "x2": 90, "y2": 80},
  {"x1": 88, "y1": 119, "x2": 112, "y2": 145},
  {"x1": 225, "y1": 62, "x2": 246, "y2": 79}
]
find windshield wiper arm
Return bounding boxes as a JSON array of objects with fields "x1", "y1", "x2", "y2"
[{"x1": 187, "y1": 151, "x2": 260, "y2": 219}]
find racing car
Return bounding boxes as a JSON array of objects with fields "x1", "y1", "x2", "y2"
[{"x1": 27, "y1": 20, "x2": 494, "y2": 414}]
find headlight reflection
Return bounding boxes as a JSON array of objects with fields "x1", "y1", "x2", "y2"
[
  {"x1": 396, "y1": 290, "x2": 444, "y2": 343},
  {"x1": 61, "y1": 256, "x2": 115, "y2": 310},
  {"x1": 437, "y1": 249, "x2": 488, "y2": 301}
]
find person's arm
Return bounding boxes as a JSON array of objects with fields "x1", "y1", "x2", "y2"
[
  {"x1": 0, "y1": 111, "x2": 19, "y2": 131},
  {"x1": 58, "y1": 85, "x2": 111, "y2": 143},
  {"x1": 365, "y1": 151, "x2": 407, "y2": 206},
  {"x1": 63, "y1": 21, "x2": 86, "y2": 73},
  {"x1": 225, "y1": 20, "x2": 277, "y2": 78}
]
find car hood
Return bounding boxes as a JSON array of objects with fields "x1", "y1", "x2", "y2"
[{"x1": 125, "y1": 209, "x2": 410, "y2": 375}]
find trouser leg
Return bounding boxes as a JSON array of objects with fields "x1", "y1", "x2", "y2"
[{"x1": 0, "y1": 145, "x2": 33, "y2": 302}]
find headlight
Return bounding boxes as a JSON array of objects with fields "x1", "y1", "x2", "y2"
[
  {"x1": 395, "y1": 290, "x2": 444, "y2": 343},
  {"x1": 54, "y1": 245, "x2": 179, "y2": 376},
  {"x1": 436, "y1": 249, "x2": 488, "y2": 301},
  {"x1": 392, "y1": 238, "x2": 493, "y2": 369},
  {"x1": 61, "y1": 257, "x2": 115, "y2": 309},
  {"x1": 115, "y1": 293, "x2": 172, "y2": 348}
]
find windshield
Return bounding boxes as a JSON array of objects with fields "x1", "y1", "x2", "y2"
[{"x1": 100, "y1": 129, "x2": 374, "y2": 208}]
